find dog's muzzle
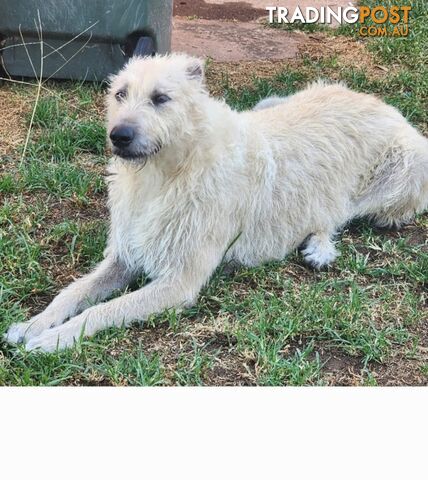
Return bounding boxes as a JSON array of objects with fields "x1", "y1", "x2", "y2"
[{"x1": 110, "y1": 125, "x2": 162, "y2": 162}]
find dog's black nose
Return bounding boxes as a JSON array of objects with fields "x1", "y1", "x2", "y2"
[{"x1": 110, "y1": 125, "x2": 135, "y2": 147}]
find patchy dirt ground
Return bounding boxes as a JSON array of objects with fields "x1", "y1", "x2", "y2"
[
  {"x1": 172, "y1": 0, "x2": 358, "y2": 61},
  {"x1": 174, "y1": 0, "x2": 266, "y2": 21},
  {"x1": 204, "y1": 32, "x2": 395, "y2": 96},
  {"x1": 172, "y1": 18, "x2": 303, "y2": 62},
  {"x1": 173, "y1": 0, "x2": 354, "y2": 21}
]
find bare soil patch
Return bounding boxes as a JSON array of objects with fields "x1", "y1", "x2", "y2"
[
  {"x1": 174, "y1": 0, "x2": 266, "y2": 21},
  {"x1": 173, "y1": 18, "x2": 302, "y2": 62}
]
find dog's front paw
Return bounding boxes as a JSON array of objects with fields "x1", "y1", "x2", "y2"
[
  {"x1": 4, "y1": 323, "x2": 29, "y2": 345},
  {"x1": 24, "y1": 310, "x2": 89, "y2": 353},
  {"x1": 5, "y1": 312, "x2": 56, "y2": 344},
  {"x1": 25, "y1": 321, "x2": 83, "y2": 353}
]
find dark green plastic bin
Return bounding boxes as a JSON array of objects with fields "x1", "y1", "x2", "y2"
[{"x1": 0, "y1": 0, "x2": 173, "y2": 81}]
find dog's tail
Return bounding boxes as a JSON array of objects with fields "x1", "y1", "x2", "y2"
[{"x1": 253, "y1": 96, "x2": 289, "y2": 111}]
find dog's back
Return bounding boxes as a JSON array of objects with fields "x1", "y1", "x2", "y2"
[{"x1": 247, "y1": 81, "x2": 428, "y2": 229}]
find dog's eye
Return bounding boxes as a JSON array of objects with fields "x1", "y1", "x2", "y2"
[
  {"x1": 115, "y1": 90, "x2": 127, "y2": 102},
  {"x1": 152, "y1": 93, "x2": 171, "y2": 106}
]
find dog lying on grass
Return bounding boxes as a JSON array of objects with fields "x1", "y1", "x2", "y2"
[{"x1": 6, "y1": 53, "x2": 428, "y2": 352}]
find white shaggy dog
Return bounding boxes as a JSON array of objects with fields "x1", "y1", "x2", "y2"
[{"x1": 6, "y1": 53, "x2": 428, "y2": 352}]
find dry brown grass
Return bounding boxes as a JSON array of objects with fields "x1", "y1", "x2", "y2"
[{"x1": 0, "y1": 84, "x2": 33, "y2": 157}]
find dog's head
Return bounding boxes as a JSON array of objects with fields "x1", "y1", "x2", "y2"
[{"x1": 106, "y1": 54, "x2": 206, "y2": 163}]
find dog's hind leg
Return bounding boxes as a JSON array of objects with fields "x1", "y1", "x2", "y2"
[
  {"x1": 5, "y1": 255, "x2": 135, "y2": 344},
  {"x1": 301, "y1": 231, "x2": 339, "y2": 269},
  {"x1": 357, "y1": 132, "x2": 428, "y2": 229}
]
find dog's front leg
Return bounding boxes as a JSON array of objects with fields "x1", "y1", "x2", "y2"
[
  {"x1": 23, "y1": 243, "x2": 226, "y2": 353},
  {"x1": 24, "y1": 274, "x2": 201, "y2": 352},
  {"x1": 5, "y1": 255, "x2": 135, "y2": 344}
]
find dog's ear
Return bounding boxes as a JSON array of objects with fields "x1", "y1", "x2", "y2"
[{"x1": 185, "y1": 58, "x2": 204, "y2": 82}]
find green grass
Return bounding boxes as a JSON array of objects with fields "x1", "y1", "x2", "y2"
[
  {"x1": 27, "y1": 96, "x2": 106, "y2": 161},
  {"x1": 2, "y1": 91, "x2": 106, "y2": 201},
  {"x1": 0, "y1": 13, "x2": 427, "y2": 385},
  {"x1": 16, "y1": 158, "x2": 104, "y2": 202}
]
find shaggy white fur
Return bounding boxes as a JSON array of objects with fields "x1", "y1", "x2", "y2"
[
  {"x1": 253, "y1": 95, "x2": 289, "y2": 111},
  {"x1": 6, "y1": 53, "x2": 428, "y2": 352}
]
